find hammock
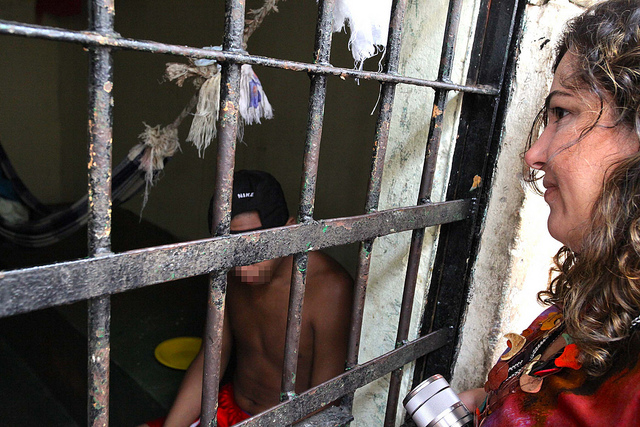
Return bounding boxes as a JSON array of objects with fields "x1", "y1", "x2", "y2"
[{"x1": 0, "y1": 140, "x2": 152, "y2": 248}]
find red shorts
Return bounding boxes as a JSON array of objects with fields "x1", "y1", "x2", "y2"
[
  {"x1": 145, "y1": 383, "x2": 251, "y2": 427},
  {"x1": 217, "y1": 382, "x2": 252, "y2": 427}
]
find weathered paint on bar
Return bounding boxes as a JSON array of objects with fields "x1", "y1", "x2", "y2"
[
  {"x1": 0, "y1": 20, "x2": 498, "y2": 95},
  {"x1": 0, "y1": 201, "x2": 472, "y2": 318},
  {"x1": 87, "y1": 1, "x2": 115, "y2": 426}
]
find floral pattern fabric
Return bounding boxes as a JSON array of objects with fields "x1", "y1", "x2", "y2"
[{"x1": 479, "y1": 306, "x2": 640, "y2": 426}]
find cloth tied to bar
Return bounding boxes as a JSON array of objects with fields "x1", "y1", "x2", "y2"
[
  {"x1": 168, "y1": 51, "x2": 223, "y2": 157},
  {"x1": 330, "y1": 0, "x2": 393, "y2": 69},
  {"x1": 128, "y1": 47, "x2": 274, "y2": 210},
  {"x1": 150, "y1": 46, "x2": 273, "y2": 158}
]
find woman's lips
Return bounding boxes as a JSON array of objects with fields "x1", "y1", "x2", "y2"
[{"x1": 544, "y1": 184, "x2": 558, "y2": 203}]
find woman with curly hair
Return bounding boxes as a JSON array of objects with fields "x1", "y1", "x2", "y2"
[{"x1": 460, "y1": 0, "x2": 640, "y2": 424}]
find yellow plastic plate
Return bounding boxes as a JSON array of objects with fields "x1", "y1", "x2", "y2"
[{"x1": 154, "y1": 337, "x2": 202, "y2": 370}]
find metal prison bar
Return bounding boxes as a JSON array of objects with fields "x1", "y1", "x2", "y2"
[
  {"x1": 0, "y1": 0, "x2": 523, "y2": 425},
  {"x1": 383, "y1": 0, "x2": 467, "y2": 423}
]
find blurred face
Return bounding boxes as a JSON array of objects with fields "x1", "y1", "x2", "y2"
[
  {"x1": 230, "y1": 211, "x2": 279, "y2": 285},
  {"x1": 524, "y1": 53, "x2": 639, "y2": 251}
]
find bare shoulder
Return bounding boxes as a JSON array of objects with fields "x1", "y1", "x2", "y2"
[
  {"x1": 305, "y1": 251, "x2": 353, "y2": 302},
  {"x1": 307, "y1": 251, "x2": 353, "y2": 285}
]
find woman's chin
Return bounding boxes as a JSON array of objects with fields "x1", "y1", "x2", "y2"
[{"x1": 547, "y1": 220, "x2": 583, "y2": 251}]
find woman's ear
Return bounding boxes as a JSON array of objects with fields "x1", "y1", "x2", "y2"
[{"x1": 285, "y1": 217, "x2": 296, "y2": 226}]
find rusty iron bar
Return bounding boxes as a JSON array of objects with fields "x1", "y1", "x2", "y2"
[
  {"x1": 86, "y1": 1, "x2": 115, "y2": 426},
  {"x1": 293, "y1": 406, "x2": 353, "y2": 426},
  {"x1": 0, "y1": 20, "x2": 497, "y2": 96},
  {"x1": 203, "y1": 270, "x2": 228, "y2": 427},
  {"x1": 281, "y1": 0, "x2": 335, "y2": 401},
  {"x1": 383, "y1": 0, "x2": 467, "y2": 424},
  {"x1": 346, "y1": 0, "x2": 408, "y2": 411},
  {"x1": 235, "y1": 328, "x2": 451, "y2": 426},
  {"x1": 201, "y1": 0, "x2": 245, "y2": 425},
  {"x1": 281, "y1": 251, "x2": 308, "y2": 401},
  {"x1": 87, "y1": 296, "x2": 111, "y2": 427},
  {"x1": 383, "y1": 228, "x2": 425, "y2": 426},
  {"x1": 0, "y1": 200, "x2": 472, "y2": 319}
]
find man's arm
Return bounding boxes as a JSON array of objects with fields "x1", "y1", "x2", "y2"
[
  {"x1": 163, "y1": 311, "x2": 233, "y2": 427},
  {"x1": 163, "y1": 346, "x2": 205, "y2": 427},
  {"x1": 309, "y1": 269, "x2": 354, "y2": 387}
]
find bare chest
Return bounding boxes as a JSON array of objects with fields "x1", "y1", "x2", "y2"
[{"x1": 227, "y1": 285, "x2": 315, "y2": 374}]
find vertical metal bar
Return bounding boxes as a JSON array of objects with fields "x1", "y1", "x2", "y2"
[
  {"x1": 419, "y1": 0, "x2": 463, "y2": 201},
  {"x1": 384, "y1": 0, "x2": 465, "y2": 424},
  {"x1": 87, "y1": 1, "x2": 115, "y2": 426},
  {"x1": 345, "y1": 0, "x2": 408, "y2": 407},
  {"x1": 280, "y1": 0, "x2": 335, "y2": 402},
  {"x1": 201, "y1": 0, "x2": 245, "y2": 426},
  {"x1": 202, "y1": 271, "x2": 229, "y2": 427},
  {"x1": 87, "y1": 297, "x2": 111, "y2": 427}
]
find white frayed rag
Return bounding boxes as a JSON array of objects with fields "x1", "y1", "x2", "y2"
[
  {"x1": 239, "y1": 64, "x2": 274, "y2": 125},
  {"x1": 331, "y1": 0, "x2": 392, "y2": 69},
  {"x1": 192, "y1": 49, "x2": 273, "y2": 144}
]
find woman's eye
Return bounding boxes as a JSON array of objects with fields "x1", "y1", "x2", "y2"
[{"x1": 550, "y1": 107, "x2": 569, "y2": 121}]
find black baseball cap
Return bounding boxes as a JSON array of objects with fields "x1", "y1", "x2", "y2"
[{"x1": 208, "y1": 170, "x2": 289, "y2": 234}]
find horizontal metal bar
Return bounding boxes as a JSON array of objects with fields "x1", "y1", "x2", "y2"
[
  {"x1": 293, "y1": 405, "x2": 353, "y2": 426},
  {"x1": 0, "y1": 20, "x2": 498, "y2": 95},
  {"x1": 236, "y1": 327, "x2": 452, "y2": 426},
  {"x1": 0, "y1": 200, "x2": 472, "y2": 318}
]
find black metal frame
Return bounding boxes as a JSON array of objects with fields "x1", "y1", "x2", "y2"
[{"x1": 0, "y1": 0, "x2": 523, "y2": 425}]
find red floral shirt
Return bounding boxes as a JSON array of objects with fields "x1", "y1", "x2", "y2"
[{"x1": 479, "y1": 306, "x2": 640, "y2": 426}]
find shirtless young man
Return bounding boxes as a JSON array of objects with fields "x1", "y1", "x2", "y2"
[{"x1": 143, "y1": 170, "x2": 354, "y2": 427}]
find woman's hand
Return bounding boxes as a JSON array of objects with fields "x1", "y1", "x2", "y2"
[{"x1": 458, "y1": 387, "x2": 487, "y2": 413}]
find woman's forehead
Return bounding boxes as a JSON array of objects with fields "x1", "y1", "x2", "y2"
[
  {"x1": 551, "y1": 53, "x2": 579, "y2": 90},
  {"x1": 549, "y1": 53, "x2": 606, "y2": 110}
]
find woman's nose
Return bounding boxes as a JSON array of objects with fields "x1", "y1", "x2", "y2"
[{"x1": 524, "y1": 128, "x2": 549, "y2": 170}]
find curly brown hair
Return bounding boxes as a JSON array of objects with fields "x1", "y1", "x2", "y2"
[{"x1": 529, "y1": 0, "x2": 640, "y2": 376}]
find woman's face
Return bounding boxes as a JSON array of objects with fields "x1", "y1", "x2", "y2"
[{"x1": 524, "y1": 53, "x2": 639, "y2": 251}]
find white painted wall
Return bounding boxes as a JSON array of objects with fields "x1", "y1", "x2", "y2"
[{"x1": 352, "y1": 0, "x2": 481, "y2": 424}]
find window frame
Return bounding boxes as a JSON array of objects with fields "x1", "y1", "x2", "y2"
[{"x1": 0, "y1": 0, "x2": 524, "y2": 425}]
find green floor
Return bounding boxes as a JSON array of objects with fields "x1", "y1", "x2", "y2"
[{"x1": 0, "y1": 208, "x2": 209, "y2": 426}]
